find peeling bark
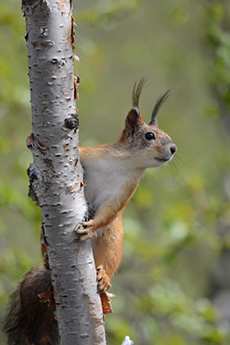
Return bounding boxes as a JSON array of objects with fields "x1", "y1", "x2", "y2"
[{"x1": 22, "y1": 0, "x2": 106, "y2": 343}]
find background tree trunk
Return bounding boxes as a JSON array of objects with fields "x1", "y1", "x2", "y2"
[
  {"x1": 204, "y1": 1, "x2": 230, "y2": 331},
  {"x1": 22, "y1": 0, "x2": 106, "y2": 343}
]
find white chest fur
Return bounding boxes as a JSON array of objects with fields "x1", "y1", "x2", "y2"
[{"x1": 82, "y1": 157, "x2": 138, "y2": 211}]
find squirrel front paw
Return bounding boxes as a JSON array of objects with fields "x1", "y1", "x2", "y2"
[
  {"x1": 97, "y1": 265, "x2": 111, "y2": 293},
  {"x1": 75, "y1": 220, "x2": 98, "y2": 241}
]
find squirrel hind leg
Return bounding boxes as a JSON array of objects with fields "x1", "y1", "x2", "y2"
[
  {"x1": 92, "y1": 213, "x2": 124, "y2": 279},
  {"x1": 97, "y1": 265, "x2": 111, "y2": 293}
]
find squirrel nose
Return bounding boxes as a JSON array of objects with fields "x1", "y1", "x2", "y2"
[{"x1": 170, "y1": 144, "x2": 177, "y2": 155}]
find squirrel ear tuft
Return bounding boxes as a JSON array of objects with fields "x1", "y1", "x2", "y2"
[
  {"x1": 132, "y1": 77, "x2": 146, "y2": 108},
  {"x1": 149, "y1": 90, "x2": 170, "y2": 127},
  {"x1": 125, "y1": 107, "x2": 143, "y2": 130}
]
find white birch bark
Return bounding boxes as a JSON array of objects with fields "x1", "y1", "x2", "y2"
[{"x1": 22, "y1": 0, "x2": 106, "y2": 343}]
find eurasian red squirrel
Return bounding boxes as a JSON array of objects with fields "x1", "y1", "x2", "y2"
[{"x1": 4, "y1": 79, "x2": 176, "y2": 345}]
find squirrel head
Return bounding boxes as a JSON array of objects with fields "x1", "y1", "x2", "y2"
[{"x1": 117, "y1": 78, "x2": 177, "y2": 168}]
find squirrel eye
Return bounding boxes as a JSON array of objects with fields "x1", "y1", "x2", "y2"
[{"x1": 145, "y1": 132, "x2": 156, "y2": 140}]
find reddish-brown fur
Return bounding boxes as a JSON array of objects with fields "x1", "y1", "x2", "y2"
[{"x1": 92, "y1": 212, "x2": 123, "y2": 278}]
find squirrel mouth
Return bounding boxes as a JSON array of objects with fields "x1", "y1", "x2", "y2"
[{"x1": 155, "y1": 157, "x2": 170, "y2": 163}]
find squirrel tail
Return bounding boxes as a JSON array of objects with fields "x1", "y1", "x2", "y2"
[{"x1": 3, "y1": 266, "x2": 59, "y2": 345}]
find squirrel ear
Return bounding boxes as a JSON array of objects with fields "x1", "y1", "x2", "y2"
[
  {"x1": 125, "y1": 107, "x2": 144, "y2": 130},
  {"x1": 149, "y1": 90, "x2": 170, "y2": 127},
  {"x1": 124, "y1": 78, "x2": 145, "y2": 131}
]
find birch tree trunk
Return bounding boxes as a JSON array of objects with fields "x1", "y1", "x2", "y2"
[{"x1": 22, "y1": 0, "x2": 106, "y2": 343}]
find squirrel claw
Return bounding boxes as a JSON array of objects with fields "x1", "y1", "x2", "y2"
[
  {"x1": 76, "y1": 228, "x2": 97, "y2": 241},
  {"x1": 78, "y1": 232, "x2": 97, "y2": 241},
  {"x1": 77, "y1": 228, "x2": 90, "y2": 234},
  {"x1": 75, "y1": 225, "x2": 97, "y2": 241},
  {"x1": 97, "y1": 265, "x2": 111, "y2": 293},
  {"x1": 84, "y1": 220, "x2": 93, "y2": 227}
]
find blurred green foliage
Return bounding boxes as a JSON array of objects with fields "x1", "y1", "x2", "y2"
[{"x1": 1, "y1": 0, "x2": 230, "y2": 344}]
